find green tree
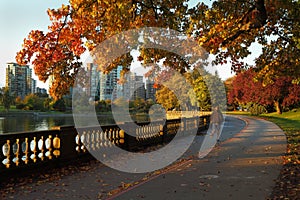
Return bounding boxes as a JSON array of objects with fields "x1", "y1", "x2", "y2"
[
  {"x1": 15, "y1": 96, "x2": 26, "y2": 110},
  {"x1": 52, "y1": 99, "x2": 66, "y2": 112},
  {"x1": 113, "y1": 97, "x2": 128, "y2": 109},
  {"x1": 23, "y1": 94, "x2": 44, "y2": 110},
  {"x1": 155, "y1": 70, "x2": 193, "y2": 111},
  {"x1": 0, "y1": 87, "x2": 3, "y2": 102},
  {"x1": 1, "y1": 88, "x2": 12, "y2": 112},
  {"x1": 95, "y1": 100, "x2": 109, "y2": 112},
  {"x1": 44, "y1": 98, "x2": 52, "y2": 111},
  {"x1": 133, "y1": 98, "x2": 146, "y2": 113}
]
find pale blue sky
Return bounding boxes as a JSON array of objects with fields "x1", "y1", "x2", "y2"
[
  {"x1": 0, "y1": 0, "x2": 258, "y2": 90},
  {"x1": 0, "y1": 0, "x2": 68, "y2": 88}
]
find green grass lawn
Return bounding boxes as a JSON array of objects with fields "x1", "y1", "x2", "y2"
[{"x1": 0, "y1": 105, "x2": 17, "y2": 112}]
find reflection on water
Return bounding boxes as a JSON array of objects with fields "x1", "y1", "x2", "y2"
[
  {"x1": 0, "y1": 114, "x2": 150, "y2": 134},
  {"x1": 0, "y1": 116, "x2": 75, "y2": 134}
]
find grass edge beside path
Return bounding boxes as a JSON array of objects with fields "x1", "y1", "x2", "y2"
[{"x1": 227, "y1": 110, "x2": 300, "y2": 199}]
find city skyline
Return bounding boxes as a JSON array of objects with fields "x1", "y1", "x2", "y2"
[{"x1": 86, "y1": 63, "x2": 156, "y2": 101}]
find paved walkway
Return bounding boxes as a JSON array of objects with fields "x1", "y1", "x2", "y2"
[{"x1": 1, "y1": 115, "x2": 287, "y2": 200}]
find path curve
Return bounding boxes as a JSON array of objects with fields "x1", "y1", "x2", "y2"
[{"x1": 113, "y1": 115, "x2": 287, "y2": 200}]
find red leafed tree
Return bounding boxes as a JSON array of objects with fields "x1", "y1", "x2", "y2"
[
  {"x1": 229, "y1": 69, "x2": 300, "y2": 114},
  {"x1": 228, "y1": 69, "x2": 259, "y2": 106}
]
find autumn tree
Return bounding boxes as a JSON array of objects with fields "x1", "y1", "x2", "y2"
[
  {"x1": 155, "y1": 69, "x2": 195, "y2": 111},
  {"x1": 224, "y1": 76, "x2": 236, "y2": 110},
  {"x1": 155, "y1": 68, "x2": 225, "y2": 111},
  {"x1": 16, "y1": 0, "x2": 300, "y2": 100},
  {"x1": 16, "y1": 0, "x2": 190, "y2": 100},
  {"x1": 228, "y1": 69, "x2": 300, "y2": 114},
  {"x1": 23, "y1": 94, "x2": 45, "y2": 111},
  {"x1": 189, "y1": 0, "x2": 300, "y2": 81}
]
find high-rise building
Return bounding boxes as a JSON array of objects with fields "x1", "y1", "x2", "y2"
[
  {"x1": 31, "y1": 78, "x2": 37, "y2": 94},
  {"x1": 145, "y1": 79, "x2": 156, "y2": 101},
  {"x1": 134, "y1": 75, "x2": 146, "y2": 100},
  {"x1": 85, "y1": 63, "x2": 147, "y2": 101},
  {"x1": 86, "y1": 63, "x2": 100, "y2": 99},
  {"x1": 36, "y1": 87, "x2": 47, "y2": 95},
  {"x1": 85, "y1": 63, "x2": 123, "y2": 101},
  {"x1": 99, "y1": 66, "x2": 122, "y2": 101},
  {"x1": 122, "y1": 72, "x2": 145, "y2": 100},
  {"x1": 6, "y1": 62, "x2": 32, "y2": 99}
]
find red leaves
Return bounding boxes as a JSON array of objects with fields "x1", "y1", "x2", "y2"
[
  {"x1": 228, "y1": 69, "x2": 300, "y2": 110},
  {"x1": 16, "y1": 8, "x2": 85, "y2": 100}
]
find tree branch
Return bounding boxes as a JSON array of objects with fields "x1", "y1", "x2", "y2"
[{"x1": 222, "y1": 0, "x2": 267, "y2": 46}]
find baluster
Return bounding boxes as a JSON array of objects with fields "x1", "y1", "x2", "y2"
[
  {"x1": 75, "y1": 134, "x2": 80, "y2": 152},
  {"x1": 12, "y1": 139, "x2": 20, "y2": 166},
  {"x1": 136, "y1": 127, "x2": 139, "y2": 141},
  {"x1": 140, "y1": 127, "x2": 143, "y2": 140},
  {"x1": 45, "y1": 135, "x2": 53, "y2": 160},
  {"x1": 119, "y1": 130, "x2": 125, "y2": 144},
  {"x1": 145, "y1": 126, "x2": 149, "y2": 139},
  {"x1": 38, "y1": 136, "x2": 45, "y2": 161},
  {"x1": 143, "y1": 126, "x2": 147, "y2": 140},
  {"x1": 110, "y1": 129, "x2": 114, "y2": 144},
  {"x1": 95, "y1": 130, "x2": 100, "y2": 149},
  {"x1": 30, "y1": 137, "x2": 37, "y2": 163},
  {"x1": 22, "y1": 138, "x2": 29, "y2": 164},
  {"x1": 100, "y1": 131, "x2": 104, "y2": 147},
  {"x1": 113, "y1": 129, "x2": 118, "y2": 145},
  {"x1": 104, "y1": 130, "x2": 109, "y2": 147},
  {"x1": 90, "y1": 130, "x2": 96, "y2": 151},
  {"x1": 53, "y1": 135, "x2": 61, "y2": 157},
  {"x1": 2, "y1": 140, "x2": 11, "y2": 168},
  {"x1": 108, "y1": 129, "x2": 113, "y2": 147},
  {"x1": 80, "y1": 132, "x2": 86, "y2": 152},
  {"x1": 159, "y1": 124, "x2": 164, "y2": 136},
  {"x1": 85, "y1": 131, "x2": 90, "y2": 150}
]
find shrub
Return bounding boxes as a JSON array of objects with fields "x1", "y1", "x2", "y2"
[{"x1": 247, "y1": 103, "x2": 267, "y2": 115}]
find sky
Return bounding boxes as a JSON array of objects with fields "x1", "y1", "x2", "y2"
[
  {"x1": 0, "y1": 0, "x2": 69, "y2": 89},
  {"x1": 0, "y1": 0, "x2": 260, "y2": 90}
]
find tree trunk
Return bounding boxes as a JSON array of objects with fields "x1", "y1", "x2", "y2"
[{"x1": 274, "y1": 101, "x2": 282, "y2": 114}]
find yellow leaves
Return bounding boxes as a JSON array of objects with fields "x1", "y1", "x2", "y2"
[{"x1": 204, "y1": 10, "x2": 210, "y2": 19}]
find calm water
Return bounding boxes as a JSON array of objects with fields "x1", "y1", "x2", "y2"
[
  {"x1": 0, "y1": 115, "x2": 112, "y2": 134},
  {"x1": 0, "y1": 114, "x2": 150, "y2": 134}
]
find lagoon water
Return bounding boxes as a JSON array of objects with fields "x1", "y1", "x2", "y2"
[
  {"x1": 0, "y1": 115, "x2": 113, "y2": 134},
  {"x1": 0, "y1": 115, "x2": 74, "y2": 134},
  {"x1": 0, "y1": 114, "x2": 150, "y2": 134}
]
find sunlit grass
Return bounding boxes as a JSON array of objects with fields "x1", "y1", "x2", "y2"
[
  {"x1": 225, "y1": 111, "x2": 250, "y2": 116},
  {"x1": 0, "y1": 105, "x2": 17, "y2": 112}
]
